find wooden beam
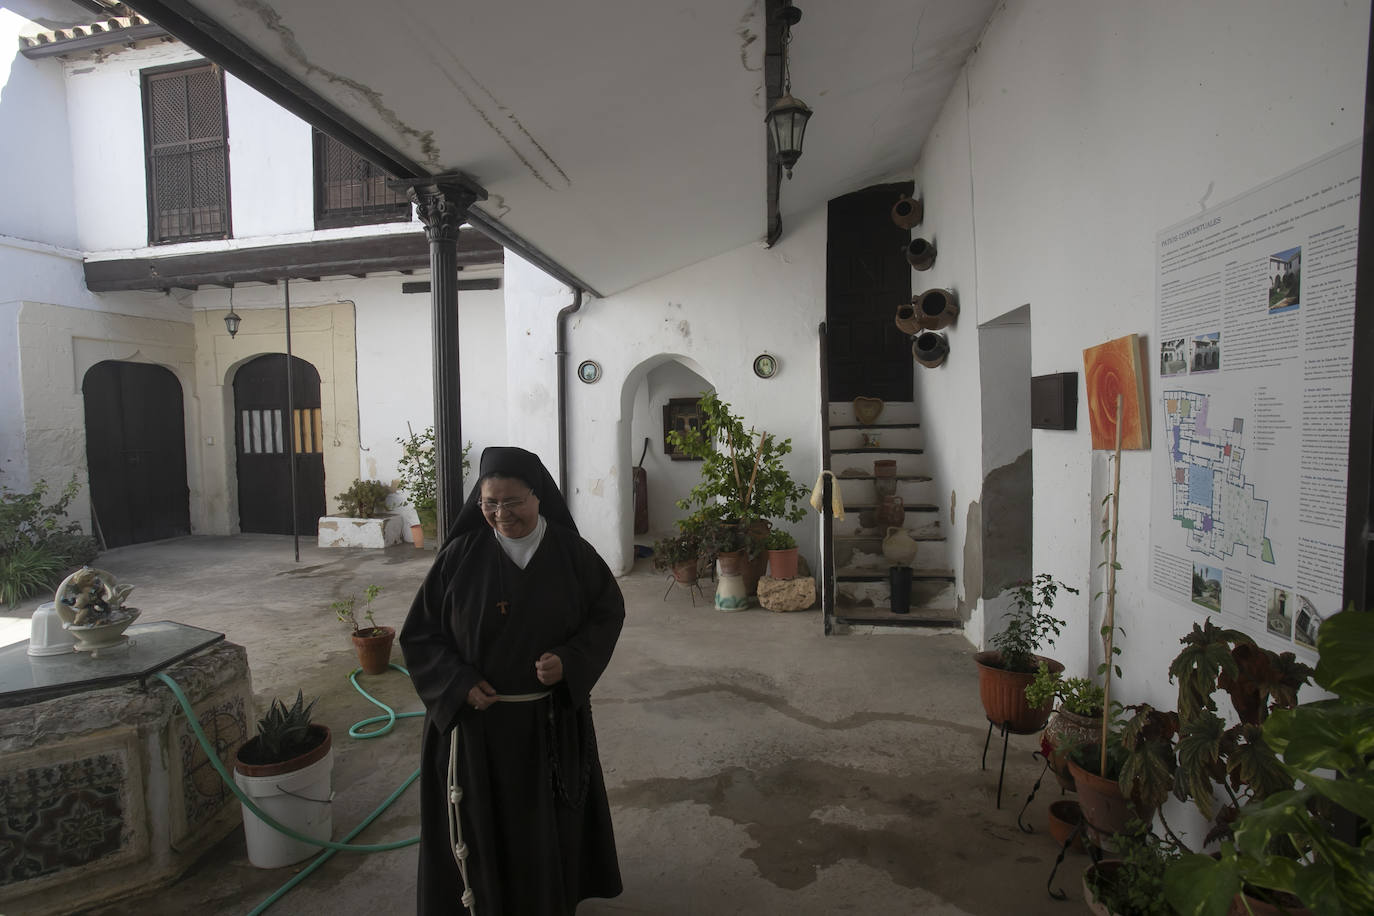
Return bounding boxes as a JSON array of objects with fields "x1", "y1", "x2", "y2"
[
  {"x1": 401, "y1": 279, "x2": 500, "y2": 294},
  {"x1": 84, "y1": 231, "x2": 502, "y2": 292}
]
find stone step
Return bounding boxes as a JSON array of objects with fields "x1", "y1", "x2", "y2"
[
  {"x1": 833, "y1": 581, "x2": 960, "y2": 628},
  {"x1": 828, "y1": 422, "x2": 920, "y2": 431},
  {"x1": 835, "y1": 566, "x2": 955, "y2": 582},
  {"x1": 831, "y1": 447, "x2": 924, "y2": 455}
]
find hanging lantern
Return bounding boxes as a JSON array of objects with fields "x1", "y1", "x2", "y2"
[
  {"x1": 224, "y1": 288, "x2": 242, "y2": 338},
  {"x1": 765, "y1": 5, "x2": 812, "y2": 180}
]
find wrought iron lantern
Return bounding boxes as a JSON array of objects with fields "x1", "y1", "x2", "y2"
[
  {"x1": 765, "y1": 5, "x2": 813, "y2": 179},
  {"x1": 224, "y1": 289, "x2": 242, "y2": 338}
]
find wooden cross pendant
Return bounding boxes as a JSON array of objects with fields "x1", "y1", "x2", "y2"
[{"x1": 497, "y1": 601, "x2": 510, "y2": 615}]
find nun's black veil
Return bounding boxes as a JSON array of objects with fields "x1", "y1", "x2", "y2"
[{"x1": 446, "y1": 446, "x2": 577, "y2": 539}]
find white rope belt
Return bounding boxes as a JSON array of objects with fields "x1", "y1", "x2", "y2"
[{"x1": 447, "y1": 690, "x2": 553, "y2": 916}]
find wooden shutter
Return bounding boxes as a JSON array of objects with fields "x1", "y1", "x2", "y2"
[{"x1": 144, "y1": 63, "x2": 230, "y2": 244}]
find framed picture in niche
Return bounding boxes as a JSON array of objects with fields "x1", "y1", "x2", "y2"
[{"x1": 663, "y1": 397, "x2": 703, "y2": 460}]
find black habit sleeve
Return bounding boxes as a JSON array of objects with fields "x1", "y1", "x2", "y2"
[
  {"x1": 550, "y1": 532, "x2": 626, "y2": 707},
  {"x1": 399, "y1": 533, "x2": 485, "y2": 736}
]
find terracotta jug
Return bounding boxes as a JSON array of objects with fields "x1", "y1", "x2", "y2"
[
  {"x1": 875, "y1": 495, "x2": 905, "y2": 528},
  {"x1": 906, "y1": 237, "x2": 937, "y2": 271},
  {"x1": 914, "y1": 288, "x2": 960, "y2": 330},
  {"x1": 891, "y1": 194, "x2": 924, "y2": 229},
  {"x1": 882, "y1": 527, "x2": 918, "y2": 567},
  {"x1": 913, "y1": 331, "x2": 949, "y2": 368}
]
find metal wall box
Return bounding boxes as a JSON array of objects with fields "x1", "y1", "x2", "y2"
[{"x1": 1031, "y1": 372, "x2": 1078, "y2": 430}]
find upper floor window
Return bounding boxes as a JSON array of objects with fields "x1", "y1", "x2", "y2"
[
  {"x1": 313, "y1": 130, "x2": 411, "y2": 229},
  {"x1": 142, "y1": 62, "x2": 231, "y2": 245}
]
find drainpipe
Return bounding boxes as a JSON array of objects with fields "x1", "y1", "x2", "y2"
[{"x1": 555, "y1": 288, "x2": 585, "y2": 496}]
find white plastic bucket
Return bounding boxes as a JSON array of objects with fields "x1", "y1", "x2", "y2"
[{"x1": 233, "y1": 749, "x2": 334, "y2": 868}]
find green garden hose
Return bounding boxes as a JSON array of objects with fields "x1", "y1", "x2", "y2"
[{"x1": 154, "y1": 662, "x2": 425, "y2": 915}]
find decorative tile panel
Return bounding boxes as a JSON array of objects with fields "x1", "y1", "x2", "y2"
[
  {"x1": 0, "y1": 752, "x2": 129, "y2": 885},
  {"x1": 175, "y1": 693, "x2": 248, "y2": 835}
]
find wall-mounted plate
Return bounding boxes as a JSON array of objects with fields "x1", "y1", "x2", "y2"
[
  {"x1": 753, "y1": 353, "x2": 778, "y2": 379},
  {"x1": 577, "y1": 360, "x2": 602, "y2": 383}
]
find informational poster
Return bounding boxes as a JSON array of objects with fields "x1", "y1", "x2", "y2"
[{"x1": 1149, "y1": 142, "x2": 1360, "y2": 656}]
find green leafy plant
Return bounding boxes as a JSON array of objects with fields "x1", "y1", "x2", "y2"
[
  {"x1": 1086, "y1": 823, "x2": 1185, "y2": 916},
  {"x1": 0, "y1": 476, "x2": 99, "y2": 606},
  {"x1": 395, "y1": 426, "x2": 471, "y2": 525},
  {"x1": 988, "y1": 573, "x2": 1076, "y2": 673},
  {"x1": 332, "y1": 584, "x2": 383, "y2": 636},
  {"x1": 1165, "y1": 606, "x2": 1374, "y2": 916},
  {"x1": 1026, "y1": 660, "x2": 1105, "y2": 716},
  {"x1": 765, "y1": 528, "x2": 797, "y2": 551},
  {"x1": 240, "y1": 690, "x2": 322, "y2": 765},
  {"x1": 334, "y1": 479, "x2": 392, "y2": 519},
  {"x1": 667, "y1": 391, "x2": 808, "y2": 526}
]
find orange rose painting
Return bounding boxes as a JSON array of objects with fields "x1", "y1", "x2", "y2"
[{"x1": 1082, "y1": 334, "x2": 1150, "y2": 450}]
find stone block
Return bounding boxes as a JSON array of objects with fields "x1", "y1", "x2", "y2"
[
  {"x1": 757, "y1": 576, "x2": 817, "y2": 612},
  {"x1": 317, "y1": 513, "x2": 403, "y2": 548}
]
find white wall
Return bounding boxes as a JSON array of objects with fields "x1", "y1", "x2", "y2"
[
  {"x1": 0, "y1": 9, "x2": 78, "y2": 249},
  {"x1": 914, "y1": 0, "x2": 1368, "y2": 707},
  {"x1": 506, "y1": 210, "x2": 828, "y2": 575}
]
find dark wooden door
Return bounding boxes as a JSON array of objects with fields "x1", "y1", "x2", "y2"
[
  {"x1": 233, "y1": 354, "x2": 325, "y2": 535},
  {"x1": 826, "y1": 182, "x2": 914, "y2": 402},
  {"x1": 82, "y1": 360, "x2": 191, "y2": 547}
]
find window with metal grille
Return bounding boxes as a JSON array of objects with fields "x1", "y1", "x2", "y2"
[
  {"x1": 313, "y1": 130, "x2": 412, "y2": 229},
  {"x1": 142, "y1": 62, "x2": 230, "y2": 244},
  {"x1": 240, "y1": 408, "x2": 324, "y2": 455}
]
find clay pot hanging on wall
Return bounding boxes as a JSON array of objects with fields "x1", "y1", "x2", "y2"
[
  {"x1": 913, "y1": 331, "x2": 949, "y2": 368},
  {"x1": 890, "y1": 194, "x2": 924, "y2": 229},
  {"x1": 913, "y1": 288, "x2": 960, "y2": 330},
  {"x1": 905, "y1": 237, "x2": 937, "y2": 271},
  {"x1": 894, "y1": 302, "x2": 921, "y2": 335}
]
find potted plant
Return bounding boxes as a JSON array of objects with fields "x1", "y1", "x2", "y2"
[
  {"x1": 652, "y1": 530, "x2": 704, "y2": 584},
  {"x1": 335, "y1": 479, "x2": 391, "y2": 518},
  {"x1": 395, "y1": 425, "x2": 470, "y2": 547},
  {"x1": 332, "y1": 584, "x2": 392, "y2": 674},
  {"x1": 765, "y1": 528, "x2": 799, "y2": 580},
  {"x1": 668, "y1": 391, "x2": 808, "y2": 528},
  {"x1": 974, "y1": 573, "x2": 1076, "y2": 732},
  {"x1": 1084, "y1": 824, "x2": 1184, "y2": 916},
  {"x1": 1164, "y1": 607, "x2": 1371, "y2": 916},
  {"x1": 232, "y1": 690, "x2": 333, "y2": 868},
  {"x1": 1026, "y1": 661, "x2": 1105, "y2": 789}
]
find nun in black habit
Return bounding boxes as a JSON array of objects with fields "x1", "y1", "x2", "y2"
[{"x1": 400, "y1": 446, "x2": 624, "y2": 915}]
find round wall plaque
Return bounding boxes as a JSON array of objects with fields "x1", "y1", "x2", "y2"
[
  {"x1": 577, "y1": 360, "x2": 602, "y2": 383},
  {"x1": 752, "y1": 353, "x2": 778, "y2": 379}
]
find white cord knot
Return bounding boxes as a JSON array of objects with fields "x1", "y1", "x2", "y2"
[
  {"x1": 461, "y1": 889, "x2": 475, "y2": 907},
  {"x1": 449, "y1": 786, "x2": 462, "y2": 803},
  {"x1": 455, "y1": 842, "x2": 469, "y2": 860}
]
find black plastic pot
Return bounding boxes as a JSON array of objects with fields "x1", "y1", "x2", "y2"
[{"x1": 888, "y1": 566, "x2": 912, "y2": 614}]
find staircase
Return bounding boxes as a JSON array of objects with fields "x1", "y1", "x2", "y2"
[{"x1": 822, "y1": 399, "x2": 961, "y2": 631}]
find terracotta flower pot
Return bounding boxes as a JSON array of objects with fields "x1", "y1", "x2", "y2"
[
  {"x1": 913, "y1": 331, "x2": 949, "y2": 368},
  {"x1": 717, "y1": 549, "x2": 746, "y2": 577},
  {"x1": 905, "y1": 237, "x2": 937, "y2": 271},
  {"x1": 890, "y1": 193, "x2": 923, "y2": 229},
  {"x1": 914, "y1": 288, "x2": 960, "y2": 330},
  {"x1": 1227, "y1": 890, "x2": 1312, "y2": 916},
  {"x1": 410, "y1": 523, "x2": 424, "y2": 548},
  {"x1": 973, "y1": 651, "x2": 1062, "y2": 732},
  {"x1": 1047, "y1": 799, "x2": 1085, "y2": 852},
  {"x1": 351, "y1": 625, "x2": 395, "y2": 675},
  {"x1": 1065, "y1": 757, "x2": 1154, "y2": 850},
  {"x1": 767, "y1": 547, "x2": 799, "y2": 580},
  {"x1": 1043, "y1": 707, "x2": 1103, "y2": 790},
  {"x1": 233, "y1": 724, "x2": 332, "y2": 778},
  {"x1": 894, "y1": 302, "x2": 922, "y2": 335},
  {"x1": 671, "y1": 560, "x2": 699, "y2": 584}
]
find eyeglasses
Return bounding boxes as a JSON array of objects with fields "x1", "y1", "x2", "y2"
[{"x1": 479, "y1": 491, "x2": 533, "y2": 514}]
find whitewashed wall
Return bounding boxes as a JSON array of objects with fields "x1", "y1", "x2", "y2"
[
  {"x1": 913, "y1": 0, "x2": 1368, "y2": 709},
  {"x1": 505, "y1": 211, "x2": 828, "y2": 575}
]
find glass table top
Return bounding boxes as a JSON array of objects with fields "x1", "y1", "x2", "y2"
[{"x1": 0, "y1": 621, "x2": 225, "y2": 708}]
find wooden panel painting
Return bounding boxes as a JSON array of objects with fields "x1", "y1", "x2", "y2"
[{"x1": 1082, "y1": 333, "x2": 1151, "y2": 450}]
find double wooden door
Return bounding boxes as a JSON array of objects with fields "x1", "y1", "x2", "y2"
[
  {"x1": 233, "y1": 354, "x2": 326, "y2": 535},
  {"x1": 82, "y1": 360, "x2": 191, "y2": 547}
]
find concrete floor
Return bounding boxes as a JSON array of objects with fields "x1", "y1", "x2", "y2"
[{"x1": 4, "y1": 535, "x2": 1088, "y2": 915}]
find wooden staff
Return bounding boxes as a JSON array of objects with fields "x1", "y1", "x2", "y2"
[{"x1": 1100, "y1": 392, "x2": 1123, "y2": 775}]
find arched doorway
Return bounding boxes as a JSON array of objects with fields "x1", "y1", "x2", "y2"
[
  {"x1": 625, "y1": 356, "x2": 713, "y2": 548},
  {"x1": 232, "y1": 354, "x2": 326, "y2": 535},
  {"x1": 82, "y1": 360, "x2": 191, "y2": 547}
]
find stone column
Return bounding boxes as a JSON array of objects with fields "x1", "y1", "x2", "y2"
[{"x1": 404, "y1": 173, "x2": 487, "y2": 540}]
